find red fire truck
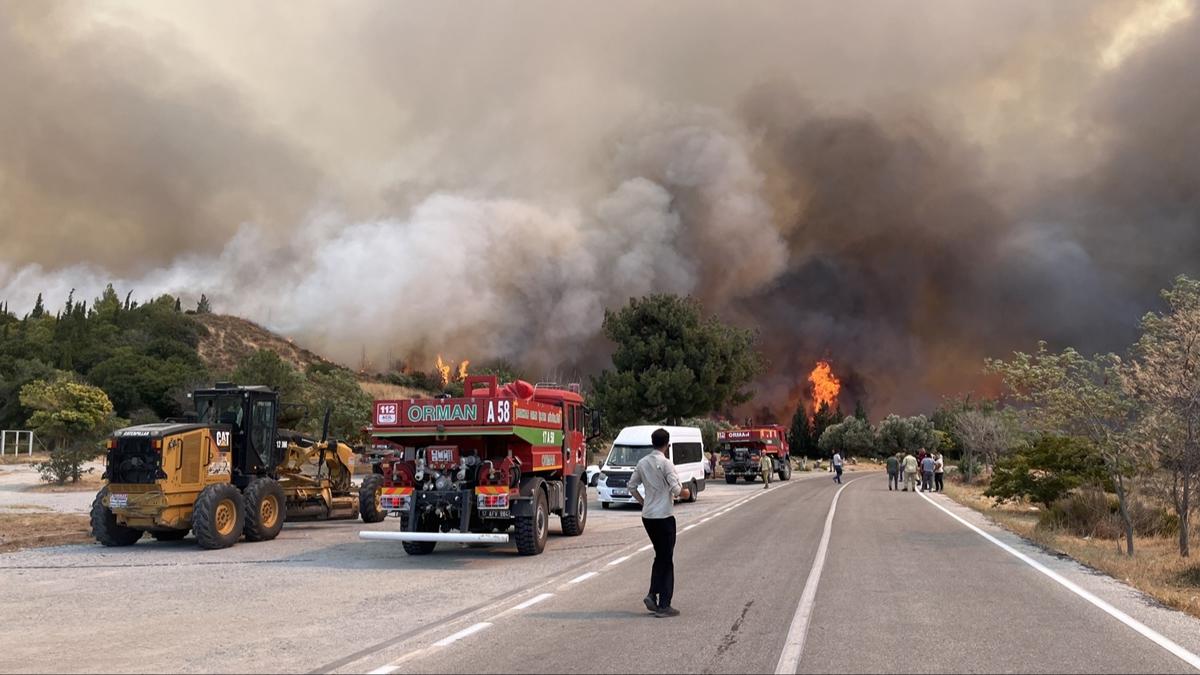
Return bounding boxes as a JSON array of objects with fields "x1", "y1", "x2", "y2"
[
  {"x1": 717, "y1": 425, "x2": 792, "y2": 483},
  {"x1": 359, "y1": 376, "x2": 599, "y2": 556}
]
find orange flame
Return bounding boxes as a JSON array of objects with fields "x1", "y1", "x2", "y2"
[
  {"x1": 458, "y1": 360, "x2": 470, "y2": 381},
  {"x1": 435, "y1": 355, "x2": 470, "y2": 387},
  {"x1": 436, "y1": 355, "x2": 452, "y2": 387},
  {"x1": 808, "y1": 360, "x2": 842, "y2": 413}
]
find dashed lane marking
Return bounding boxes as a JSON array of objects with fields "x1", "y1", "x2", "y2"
[{"x1": 432, "y1": 622, "x2": 492, "y2": 648}]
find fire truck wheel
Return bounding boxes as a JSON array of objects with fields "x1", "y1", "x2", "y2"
[
  {"x1": 358, "y1": 474, "x2": 387, "y2": 523},
  {"x1": 516, "y1": 490, "x2": 549, "y2": 555},
  {"x1": 745, "y1": 474, "x2": 757, "y2": 483},
  {"x1": 779, "y1": 460, "x2": 792, "y2": 481},
  {"x1": 193, "y1": 483, "x2": 245, "y2": 550},
  {"x1": 242, "y1": 477, "x2": 286, "y2": 542},
  {"x1": 90, "y1": 488, "x2": 143, "y2": 547},
  {"x1": 725, "y1": 475, "x2": 737, "y2": 484},
  {"x1": 560, "y1": 485, "x2": 587, "y2": 536},
  {"x1": 402, "y1": 540, "x2": 437, "y2": 555}
]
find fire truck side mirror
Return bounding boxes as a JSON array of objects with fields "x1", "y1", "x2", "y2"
[{"x1": 586, "y1": 408, "x2": 602, "y2": 441}]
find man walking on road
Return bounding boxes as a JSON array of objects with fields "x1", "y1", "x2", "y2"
[
  {"x1": 759, "y1": 452, "x2": 773, "y2": 489},
  {"x1": 902, "y1": 452, "x2": 918, "y2": 492},
  {"x1": 628, "y1": 428, "x2": 685, "y2": 618},
  {"x1": 934, "y1": 452, "x2": 945, "y2": 492},
  {"x1": 886, "y1": 453, "x2": 900, "y2": 491},
  {"x1": 832, "y1": 451, "x2": 844, "y2": 484}
]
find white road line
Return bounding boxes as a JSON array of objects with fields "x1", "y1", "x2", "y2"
[
  {"x1": 568, "y1": 571, "x2": 599, "y2": 584},
  {"x1": 638, "y1": 544, "x2": 653, "y2": 552},
  {"x1": 512, "y1": 593, "x2": 554, "y2": 610},
  {"x1": 775, "y1": 477, "x2": 861, "y2": 675},
  {"x1": 432, "y1": 622, "x2": 492, "y2": 648},
  {"x1": 367, "y1": 666, "x2": 398, "y2": 675},
  {"x1": 918, "y1": 491, "x2": 1200, "y2": 672},
  {"x1": 607, "y1": 555, "x2": 631, "y2": 566},
  {"x1": 682, "y1": 524, "x2": 697, "y2": 531}
]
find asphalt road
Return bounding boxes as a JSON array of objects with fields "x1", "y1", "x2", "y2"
[{"x1": 3, "y1": 470, "x2": 1200, "y2": 674}]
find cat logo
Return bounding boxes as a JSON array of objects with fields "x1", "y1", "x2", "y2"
[{"x1": 215, "y1": 430, "x2": 231, "y2": 449}]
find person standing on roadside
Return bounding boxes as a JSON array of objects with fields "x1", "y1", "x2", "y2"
[
  {"x1": 628, "y1": 428, "x2": 687, "y2": 618},
  {"x1": 831, "y1": 450, "x2": 844, "y2": 484},
  {"x1": 920, "y1": 452, "x2": 936, "y2": 492},
  {"x1": 902, "y1": 451, "x2": 919, "y2": 492},
  {"x1": 886, "y1": 453, "x2": 900, "y2": 491},
  {"x1": 934, "y1": 452, "x2": 945, "y2": 492},
  {"x1": 759, "y1": 452, "x2": 773, "y2": 489}
]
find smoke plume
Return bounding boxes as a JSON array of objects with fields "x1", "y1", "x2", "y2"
[{"x1": 2, "y1": 1, "x2": 1198, "y2": 416}]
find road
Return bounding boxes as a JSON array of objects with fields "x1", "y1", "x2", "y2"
[{"x1": 3, "y1": 470, "x2": 1200, "y2": 674}]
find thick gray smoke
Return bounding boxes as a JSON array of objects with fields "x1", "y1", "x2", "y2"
[{"x1": 2, "y1": 1, "x2": 1198, "y2": 416}]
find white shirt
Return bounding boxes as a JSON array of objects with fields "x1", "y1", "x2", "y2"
[
  {"x1": 832, "y1": 453, "x2": 843, "y2": 467},
  {"x1": 627, "y1": 449, "x2": 681, "y2": 519}
]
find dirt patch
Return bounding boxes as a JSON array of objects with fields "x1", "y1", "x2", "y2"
[
  {"x1": 0, "y1": 453, "x2": 49, "y2": 466},
  {"x1": 945, "y1": 480, "x2": 1200, "y2": 620},
  {"x1": 0, "y1": 512, "x2": 92, "y2": 553},
  {"x1": 359, "y1": 381, "x2": 431, "y2": 400},
  {"x1": 25, "y1": 473, "x2": 104, "y2": 493},
  {"x1": 194, "y1": 312, "x2": 335, "y2": 375}
]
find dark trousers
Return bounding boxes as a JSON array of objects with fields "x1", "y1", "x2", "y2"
[
  {"x1": 888, "y1": 471, "x2": 899, "y2": 490},
  {"x1": 935, "y1": 472, "x2": 944, "y2": 491},
  {"x1": 922, "y1": 471, "x2": 933, "y2": 491},
  {"x1": 834, "y1": 465, "x2": 843, "y2": 483},
  {"x1": 642, "y1": 516, "x2": 676, "y2": 609}
]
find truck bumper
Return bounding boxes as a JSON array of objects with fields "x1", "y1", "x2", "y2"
[{"x1": 359, "y1": 531, "x2": 511, "y2": 544}]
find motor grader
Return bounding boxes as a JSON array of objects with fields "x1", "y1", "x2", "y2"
[{"x1": 90, "y1": 382, "x2": 387, "y2": 549}]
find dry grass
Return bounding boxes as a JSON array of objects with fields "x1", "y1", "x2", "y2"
[
  {"x1": 0, "y1": 512, "x2": 92, "y2": 553},
  {"x1": 0, "y1": 452, "x2": 49, "y2": 466},
  {"x1": 945, "y1": 481, "x2": 1200, "y2": 619},
  {"x1": 359, "y1": 381, "x2": 430, "y2": 400}
]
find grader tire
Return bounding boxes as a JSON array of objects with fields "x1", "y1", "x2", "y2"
[
  {"x1": 90, "y1": 488, "x2": 143, "y2": 547},
  {"x1": 516, "y1": 491, "x2": 549, "y2": 556},
  {"x1": 358, "y1": 474, "x2": 387, "y2": 524},
  {"x1": 193, "y1": 483, "x2": 245, "y2": 550},
  {"x1": 560, "y1": 484, "x2": 587, "y2": 536},
  {"x1": 243, "y1": 477, "x2": 285, "y2": 542},
  {"x1": 150, "y1": 529, "x2": 189, "y2": 542}
]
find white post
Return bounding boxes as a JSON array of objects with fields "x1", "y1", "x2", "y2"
[{"x1": 1, "y1": 431, "x2": 6, "y2": 456}]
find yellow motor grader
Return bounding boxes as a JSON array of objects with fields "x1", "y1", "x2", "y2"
[{"x1": 90, "y1": 382, "x2": 386, "y2": 549}]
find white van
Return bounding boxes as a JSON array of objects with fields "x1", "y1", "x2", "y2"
[{"x1": 596, "y1": 425, "x2": 707, "y2": 509}]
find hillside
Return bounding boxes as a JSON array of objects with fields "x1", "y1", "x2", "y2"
[{"x1": 193, "y1": 313, "x2": 336, "y2": 376}]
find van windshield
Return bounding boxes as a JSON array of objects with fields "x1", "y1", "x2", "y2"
[{"x1": 606, "y1": 444, "x2": 654, "y2": 467}]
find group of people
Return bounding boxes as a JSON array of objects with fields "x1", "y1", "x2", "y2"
[{"x1": 885, "y1": 448, "x2": 944, "y2": 493}]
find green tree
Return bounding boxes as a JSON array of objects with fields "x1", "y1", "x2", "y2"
[
  {"x1": 1124, "y1": 275, "x2": 1200, "y2": 557},
  {"x1": 20, "y1": 378, "x2": 119, "y2": 483},
  {"x1": 591, "y1": 295, "x2": 761, "y2": 427},
  {"x1": 811, "y1": 402, "x2": 842, "y2": 458},
  {"x1": 30, "y1": 293, "x2": 45, "y2": 319},
  {"x1": 818, "y1": 415, "x2": 877, "y2": 458},
  {"x1": 877, "y1": 414, "x2": 940, "y2": 455},
  {"x1": 196, "y1": 294, "x2": 212, "y2": 314},
  {"x1": 985, "y1": 435, "x2": 1107, "y2": 509},
  {"x1": 300, "y1": 366, "x2": 373, "y2": 442},
  {"x1": 853, "y1": 399, "x2": 868, "y2": 421},
  {"x1": 787, "y1": 404, "x2": 813, "y2": 457},
  {"x1": 988, "y1": 344, "x2": 1144, "y2": 556},
  {"x1": 232, "y1": 349, "x2": 305, "y2": 401}
]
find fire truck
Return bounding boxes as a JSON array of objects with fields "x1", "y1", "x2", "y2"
[
  {"x1": 359, "y1": 376, "x2": 599, "y2": 556},
  {"x1": 717, "y1": 425, "x2": 792, "y2": 483}
]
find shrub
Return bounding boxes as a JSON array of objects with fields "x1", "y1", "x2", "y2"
[
  {"x1": 35, "y1": 444, "x2": 99, "y2": 484},
  {"x1": 1039, "y1": 489, "x2": 1177, "y2": 539},
  {"x1": 985, "y1": 435, "x2": 1105, "y2": 508}
]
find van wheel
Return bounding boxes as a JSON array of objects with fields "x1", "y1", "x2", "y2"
[
  {"x1": 686, "y1": 480, "x2": 698, "y2": 503},
  {"x1": 601, "y1": 501, "x2": 611, "y2": 510}
]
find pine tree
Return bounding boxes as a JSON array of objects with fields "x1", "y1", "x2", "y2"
[
  {"x1": 174, "y1": 298, "x2": 182, "y2": 312},
  {"x1": 787, "y1": 404, "x2": 812, "y2": 457},
  {"x1": 124, "y1": 291, "x2": 133, "y2": 311},
  {"x1": 811, "y1": 401, "x2": 843, "y2": 459},
  {"x1": 196, "y1": 294, "x2": 212, "y2": 314},
  {"x1": 854, "y1": 399, "x2": 868, "y2": 421},
  {"x1": 31, "y1": 293, "x2": 45, "y2": 318}
]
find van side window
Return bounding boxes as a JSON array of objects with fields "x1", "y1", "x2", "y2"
[{"x1": 672, "y1": 442, "x2": 703, "y2": 465}]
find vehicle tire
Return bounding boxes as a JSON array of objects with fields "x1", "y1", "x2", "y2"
[
  {"x1": 779, "y1": 460, "x2": 792, "y2": 481},
  {"x1": 401, "y1": 540, "x2": 437, "y2": 555},
  {"x1": 193, "y1": 483, "x2": 245, "y2": 550},
  {"x1": 516, "y1": 490, "x2": 549, "y2": 555},
  {"x1": 725, "y1": 475, "x2": 737, "y2": 484},
  {"x1": 242, "y1": 477, "x2": 286, "y2": 542},
  {"x1": 358, "y1": 474, "x2": 387, "y2": 523},
  {"x1": 90, "y1": 488, "x2": 143, "y2": 547},
  {"x1": 560, "y1": 485, "x2": 587, "y2": 536},
  {"x1": 686, "y1": 479, "x2": 698, "y2": 503},
  {"x1": 150, "y1": 529, "x2": 189, "y2": 542},
  {"x1": 601, "y1": 501, "x2": 611, "y2": 510},
  {"x1": 745, "y1": 474, "x2": 757, "y2": 483}
]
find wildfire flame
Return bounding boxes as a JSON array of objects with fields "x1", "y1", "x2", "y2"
[
  {"x1": 435, "y1": 355, "x2": 470, "y2": 387},
  {"x1": 808, "y1": 360, "x2": 842, "y2": 413}
]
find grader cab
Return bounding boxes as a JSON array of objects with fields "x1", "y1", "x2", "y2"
[{"x1": 91, "y1": 383, "x2": 386, "y2": 550}]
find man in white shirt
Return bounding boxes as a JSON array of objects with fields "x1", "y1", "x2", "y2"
[
  {"x1": 628, "y1": 428, "x2": 688, "y2": 618},
  {"x1": 831, "y1": 451, "x2": 844, "y2": 484}
]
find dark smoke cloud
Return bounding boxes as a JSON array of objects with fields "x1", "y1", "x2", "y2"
[{"x1": 1, "y1": 1, "x2": 1197, "y2": 417}]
